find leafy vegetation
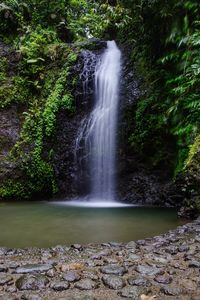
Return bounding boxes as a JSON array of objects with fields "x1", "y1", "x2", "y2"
[
  {"x1": 119, "y1": 0, "x2": 200, "y2": 175},
  {"x1": 0, "y1": 0, "x2": 199, "y2": 203}
]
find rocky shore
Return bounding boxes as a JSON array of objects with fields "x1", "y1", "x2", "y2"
[{"x1": 0, "y1": 218, "x2": 199, "y2": 300}]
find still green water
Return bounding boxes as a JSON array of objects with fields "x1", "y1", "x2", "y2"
[{"x1": 0, "y1": 202, "x2": 185, "y2": 248}]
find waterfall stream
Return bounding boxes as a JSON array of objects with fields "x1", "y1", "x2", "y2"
[{"x1": 76, "y1": 41, "x2": 121, "y2": 202}]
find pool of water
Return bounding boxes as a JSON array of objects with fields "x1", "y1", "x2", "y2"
[{"x1": 0, "y1": 201, "x2": 186, "y2": 248}]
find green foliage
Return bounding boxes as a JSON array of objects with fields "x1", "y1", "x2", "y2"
[
  {"x1": 119, "y1": 0, "x2": 200, "y2": 174},
  {"x1": 0, "y1": 20, "x2": 77, "y2": 199},
  {"x1": 67, "y1": 0, "x2": 130, "y2": 40}
]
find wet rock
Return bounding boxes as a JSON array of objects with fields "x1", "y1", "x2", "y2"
[
  {"x1": 51, "y1": 281, "x2": 70, "y2": 291},
  {"x1": 178, "y1": 245, "x2": 189, "y2": 252},
  {"x1": 195, "y1": 236, "x2": 200, "y2": 243},
  {"x1": 100, "y1": 265, "x2": 127, "y2": 276},
  {"x1": 136, "y1": 240, "x2": 146, "y2": 246},
  {"x1": 102, "y1": 275, "x2": 125, "y2": 290},
  {"x1": 21, "y1": 293, "x2": 44, "y2": 300},
  {"x1": 0, "y1": 274, "x2": 13, "y2": 285},
  {"x1": 16, "y1": 274, "x2": 49, "y2": 290},
  {"x1": 5, "y1": 286, "x2": 17, "y2": 293},
  {"x1": 109, "y1": 242, "x2": 122, "y2": 247},
  {"x1": 71, "y1": 244, "x2": 83, "y2": 251},
  {"x1": 75, "y1": 279, "x2": 99, "y2": 290},
  {"x1": 62, "y1": 270, "x2": 81, "y2": 282},
  {"x1": 128, "y1": 277, "x2": 151, "y2": 287},
  {"x1": 125, "y1": 241, "x2": 137, "y2": 250},
  {"x1": 125, "y1": 254, "x2": 141, "y2": 261},
  {"x1": 104, "y1": 257, "x2": 119, "y2": 264},
  {"x1": 188, "y1": 261, "x2": 200, "y2": 268},
  {"x1": 0, "y1": 248, "x2": 8, "y2": 256},
  {"x1": 135, "y1": 265, "x2": 161, "y2": 276},
  {"x1": 91, "y1": 249, "x2": 112, "y2": 259},
  {"x1": 160, "y1": 286, "x2": 182, "y2": 296},
  {"x1": 154, "y1": 274, "x2": 173, "y2": 284},
  {"x1": 0, "y1": 265, "x2": 8, "y2": 273},
  {"x1": 119, "y1": 286, "x2": 147, "y2": 298},
  {"x1": 82, "y1": 270, "x2": 99, "y2": 281},
  {"x1": 46, "y1": 269, "x2": 55, "y2": 278},
  {"x1": 15, "y1": 264, "x2": 52, "y2": 274},
  {"x1": 165, "y1": 246, "x2": 178, "y2": 255}
]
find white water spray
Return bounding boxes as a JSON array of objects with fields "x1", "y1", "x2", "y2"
[
  {"x1": 75, "y1": 41, "x2": 122, "y2": 203},
  {"x1": 90, "y1": 41, "x2": 121, "y2": 201}
]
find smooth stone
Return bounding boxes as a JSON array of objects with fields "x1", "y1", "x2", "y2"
[
  {"x1": 15, "y1": 264, "x2": 52, "y2": 274},
  {"x1": 100, "y1": 265, "x2": 127, "y2": 276},
  {"x1": 0, "y1": 274, "x2": 13, "y2": 285},
  {"x1": 126, "y1": 254, "x2": 141, "y2": 261},
  {"x1": 102, "y1": 275, "x2": 125, "y2": 290},
  {"x1": 82, "y1": 270, "x2": 99, "y2": 281},
  {"x1": 0, "y1": 248, "x2": 8, "y2": 255},
  {"x1": 5, "y1": 286, "x2": 17, "y2": 293},
  {"x1": 62, "y1": 270, "x2": 81, "y2": 282},
  {"x1": 75, "y1": 279, "x2": 98, "y2": 290},
  {"x1": 71, "y1": 244, "x2": 82, "y2": 250},
  {"x1": 189, "y1": 261, "x2": 200, "y2": 268},
  {"x1": 165, "y1": 246, "x2": 178, "y2": 255},
  {"x1": 109, "y1": 242, "x2": 122, "y2": 247},
  {"x1": 0, "y1": 265, "x2": 8, "y2": 273},
  {"x1": 46, "y1": 269, "x2": 55, "y2": 278},
  {"x1": 119, "y1": 286, "x2": 147, "y2": 298},
  {"x1": 125, "y1": 241, "x2": 137, "y2": 250},
  {"x1": 135, "y1": 265, "x2": 161, "y2": 276},
  {"x1": 21, "y1": 293, "x2": 44, "y2": 300},
  {"x1": 51, "y1": 281, "x2": 70, "y2": 291},
  {"x1": 160, "y1": 286, "x2": 182, "y2": 296},
  {"x1": 104, "y1": 257, "x2": 118, "y2": 264},
  {"x1": 154, "y1": 275, "x2": 173, "y2": 284},
  {"x1": 128, "y1": 277, "x2": 151, "y2": 287},
  {"x1": 16, "y1": 274, "x2": 49, "y2": 290},
  {"x1": 178, "y1": 245, "x2": 189, "y2": 252},
  {"x1": 91, "y1": 249, "x2": 112, "y2": 259}
]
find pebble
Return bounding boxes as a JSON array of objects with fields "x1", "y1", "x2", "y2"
[
  {"x1": 128, "y1": 277, "x2": 151, "y2": 287},
  {"x1": 135, "y1": 265, "x2": 161, "y2": 276},
  {"x1": 21, "y1": 293, "x2": 44, "y2": 300},
  {"x1": 15, "y1": 264, "x2": 52, "y2": 274},
  {"x1": 154, "y1": 274, "x2": 173, "y2": 284},
  {"x1": 102, "y1": 275, "x2": 125, "y2": 290},
  {"x1": 0, "y1": 218, "x2": 199, "y2": 299},
  {"x1": 0, "y1": 274, "x2": 13, "y2": 285},
  {"x1": 119, "y1": 286, "x2": 147, "y2": 298},
  {"x1": 100, "y1": 265, "x2": 127, "y2": 276},
  {"x1": 16, "y1": 274, "x2": 49, "y2": 290},
  {"x1": 51, "y1": 281, "x2": 70, "y2": 291},
  {"x1": 160, "y1": 286, "x2": 182, "y2": 296},
  {"x1": 0, "y1": 265, "x2": 8, "y2": 272},
  {"x1": 62, "y1": 270, "x2": 81, "y2": 282},
  {"x1": 75, "y1": 279, "x2": 99, "y2": 290}
]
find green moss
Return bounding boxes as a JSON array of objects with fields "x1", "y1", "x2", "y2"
[{"x1": 0, "y1": 31, "x2": 78, "y2": 200}]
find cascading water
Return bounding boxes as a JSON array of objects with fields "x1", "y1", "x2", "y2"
[{"x1": 76, "y1": 40, "x2": 122, "y2": 203}]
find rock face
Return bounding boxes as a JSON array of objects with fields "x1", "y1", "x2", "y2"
[{"x1": 0, "y1": 40, "x2": 191, "y2": 211}]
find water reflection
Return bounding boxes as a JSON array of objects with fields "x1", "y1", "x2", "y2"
[{"x1": 0, "y1": 202, "x2": 185, "y2": 248}]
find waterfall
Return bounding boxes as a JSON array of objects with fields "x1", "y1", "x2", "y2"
[{"x1": 76, "y1": 40, "x2": 121, "y2": 202}]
